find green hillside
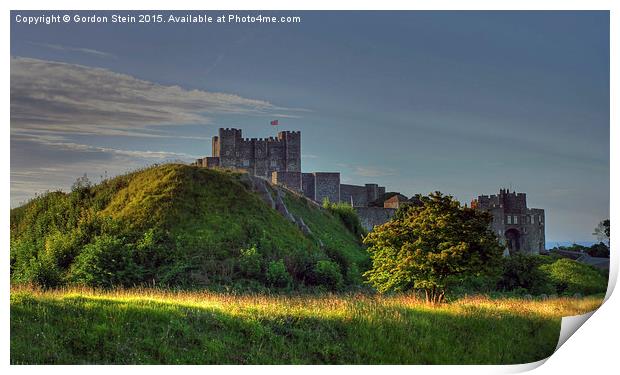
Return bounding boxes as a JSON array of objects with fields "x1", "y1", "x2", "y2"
[{"x1": 10, "y1": 164, "x2": 367, "y2": 290}]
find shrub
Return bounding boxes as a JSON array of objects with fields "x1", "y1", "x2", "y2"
[
  {"x1": 44, "y1": 230, "x2": 82, "y2": 269},
  {"x1": 68, "y1": 234, "x2": 142, "y2": 288},
  {"x1": 322, "y1": 199, "x2": 366, "y2": 239},
  {"x1": 21, "y1": 256, "x2": 62, "y2": 288},
  {"x1": 238, "y1": 245, "x2": 263, "y2": 279},
  {"x1": 497, "y1": 254, "x2": 555, "y2": 295},
  {"x1": 313, "y1": 260, "x2": 344, "y2": 290},
  {"x1": 266, "y1": 259, "x2": 292, "y2": 288},
  {"x1": 539, "y1": 258, "x2": 608, "y2": 295},
  {"x1": 587, "y1": 242, "x2": 610, "y2": 258}
]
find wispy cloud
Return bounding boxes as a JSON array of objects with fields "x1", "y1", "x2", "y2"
[
  {"x1": 28, "y1": 41, "x2": 117, "y2": 59},
  {"x1": 10, "y1": 56, "x2": 308, "y2": 205},
  {"x1": 10, "y1": 134, "x2": 199, "y2": 207},
  {"x1": 353, "y1": 166, "x2": 397, "y2": 178},
  {"x1": 10, "y1": 57, "x2": 304, "y2": 138}
]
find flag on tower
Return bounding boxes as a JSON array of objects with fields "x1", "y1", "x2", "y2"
[{"x1": 270, "y1": 120, "x2": 279, "y2": 126}]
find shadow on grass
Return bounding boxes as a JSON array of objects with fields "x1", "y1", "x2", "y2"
[{"x1": 10, "y1": 294, "x2": 560, "y2": 365}]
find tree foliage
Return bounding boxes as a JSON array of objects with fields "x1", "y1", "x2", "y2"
[
  {"x1": 539, "y1": 258, "x2": 607, "y2": 295},
  {"x1": 363, "y1": 192, "x2": 503, "y2": 303},
  {"x1": 593, "y1": 219, "x2": 610, "y2": 245},
  {"x1": 497, "y1": 254, "x2": 555, "y2": 295}
]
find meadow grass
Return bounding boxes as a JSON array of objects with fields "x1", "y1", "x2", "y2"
[{"x1": 10, "y1": 286, "x2": 603, "y2": 365}]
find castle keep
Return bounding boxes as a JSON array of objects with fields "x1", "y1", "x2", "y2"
[
  {"x1": 194, "y1": 128, "x2": 388, "y2": 208},
  {"x1": 196, "y1": 128, "x2": 301, "y2": 181},
  {"x1": 471, "y1": 189, "x2": 545, "y2": 255}
]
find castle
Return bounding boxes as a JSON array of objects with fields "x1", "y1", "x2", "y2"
[
  {"x1": 195, "y1": 128, "x2": 546, "y2": 254},
  {"x1": 194, "y1": 128, "x2": 387, "y2": 207},
  {"x1": 471, "y1": 189, "x2": 545, "y2": 255}
]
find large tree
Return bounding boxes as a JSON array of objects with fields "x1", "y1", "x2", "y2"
[
  {"x1": 593, "y1": 219, "x2": 610, "y2": 245},
  {"x1": 363, "y1": 192, "x2": 503, "y2": 304}
]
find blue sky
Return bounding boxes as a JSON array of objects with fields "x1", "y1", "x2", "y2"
[{"x1": 10, "y1": 11, "x2": 609, "y2": 244}]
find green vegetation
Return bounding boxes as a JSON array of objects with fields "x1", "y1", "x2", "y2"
[
  {"x1": 10, "y1": 164, "x2": 366, "y2": 290},
  {"x1": 10, "y1": 287, "x2": 604, "y2": 365},
  {"x1": 10, "y1": 167, "x2": 610, "y2": 365},
  {"x1": 540, "y1": 258, "x2": 608, "y2": 295},
  {"x1": 322, "y1": 198, "x2": 367, "y2": 239},
  {"x1": 283, "y1": 193, "x2": 369, "y2": 286},
  {"x1": 497, "y1": 254, "x2": 556, "y2": 295},
  {"x1": 364, "y1": 192, "x2": 503, "y2": 303}
]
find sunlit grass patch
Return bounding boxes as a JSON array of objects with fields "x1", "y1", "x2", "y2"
[{"x1": 10, "y1": 286, "x2": 603, "y2": 365}]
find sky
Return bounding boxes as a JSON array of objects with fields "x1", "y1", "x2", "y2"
[{"x1": 10, "y1": 11, "x2": 609, "y2": 244}]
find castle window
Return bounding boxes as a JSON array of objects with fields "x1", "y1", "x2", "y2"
[
  {"x1": 242, "y1": 160, "x2": 249, "y2": 167},
  {"x1": 514, "y1": 215, "x2": 518, "y2": 224},
  {"x1": 270, "y1": 160, "x2": 277, "y2": 168},
  {"x1": 507, "y1": 215, "x2": 512, "y2": 224}
]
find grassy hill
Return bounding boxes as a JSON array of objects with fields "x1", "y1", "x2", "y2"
[
  {"x1": 10, "y1": 164, "x2": 367, "y2": 290},
  {"x1": 10, "y1": 287, "x2": 604, "y2": 364}
]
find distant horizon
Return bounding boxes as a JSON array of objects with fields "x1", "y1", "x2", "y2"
[{"x1": 10, "y1": 10, "x2": 609, "y2": 244}]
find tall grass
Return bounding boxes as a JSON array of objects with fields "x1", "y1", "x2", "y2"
[{"x1": 11, "y1": 286, "x2": 603, "y2": 365}]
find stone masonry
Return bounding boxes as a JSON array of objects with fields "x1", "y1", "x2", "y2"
[
  {"x1": 196, "y1": 128, "x2": 302, "y2": 190},
  {"x1": 471, "y1": 189, "x2": 545, "y2": 255}
]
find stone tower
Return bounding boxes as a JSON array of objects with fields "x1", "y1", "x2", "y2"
[
  {"x1": 472, "y1": 189, "x2": 545, "y2": 255},
  {"x1": 201, "y1": 128, "x2": 302, "y2": 184}
]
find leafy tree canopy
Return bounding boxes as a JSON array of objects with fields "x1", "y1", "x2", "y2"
[
  {"x1": 593, "y1": 219, "x2": 610, "y2": 245},
  {"x1": 363, "y1": 192, "x2": 503, "y2": 303}
]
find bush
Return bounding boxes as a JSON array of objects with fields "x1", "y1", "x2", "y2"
[
  {"x1": 68, "y1": 234, "x2": 142, "y2": 288},
  {"x1": 587, "y1": 242, "x2": 610, "y2": 258},
  {"x1": 497, "y1": 254, "x2": 555, "y2": 295},
  {"x1": 44, "y1": 230, "x2": 82, "y2": 269},
  {"x1": 266, "y1": 259, "x2": 292, "y2": 288},
  {"x1": 539, "y1": 258, "x2": 608, "y2": 295},
  {"x1": 322, "y1": 199, "x2": 366, "y2": 239},
  {"x1": 313, "y1": 260, "x2": 344, "y2": 290},
  {"x1": 21, "y1": 256, "x2": 62, "y2": 288},
  {"x1": 238, "y1": 245, "x2": 263, "y2": 279}
]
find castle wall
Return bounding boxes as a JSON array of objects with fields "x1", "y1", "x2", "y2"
[
  {"x1": 314, "y1": 172, "x2": 340, "y2": 204},
  {"x1": 205, "y1": 157, "x2": 220, "y2": 168},
  {"x1": 355, "y1": 207, "x2": 397, "y2": 232},
  {"x1": 212, "y1": 136, "x2": 220, "y2": 157},
  {"x1": 238, "y1": 139, "x2": 255, "y2": 172},
  {"x1": 217, "y1": 128, "x2": 241, "y2": 168},
  {"x1": 279, "y1": 131, "x2": 301, "y2": 172},
  {"x1": 340, "y1": 183, "x2": 387, "y2": 206},
  {"x1": 272, "y1": 171, "x2": 302, "y2": 192},
  {"x1": 340, "y1": 184, "x2": 368, "y2": 206},
  {"x1": 253, "y1": 139, "x2": 269, "y2": 177},
  {"x1": 267, "y1": 138, "x2": 286, "y2": 175},
  {"x1": 302, "y1": 173, "x2": 315, "y2": 201}
]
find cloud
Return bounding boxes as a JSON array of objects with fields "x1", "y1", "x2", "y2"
[
  {"x1": 353, "y1": 166, "x2": 397, "y2": 178},
  {"x1": 10, "y1": 134, "x2": 198, "y2": 207},
  {"x1": 28, "y1": 42, "x2": 117, "y2": 59},
  {"x1": 10, "y1": 57, "x2": 300, "y2": 137},
  {"x1": 9, "y1": 56, "x2": 308, "y2": 205}
]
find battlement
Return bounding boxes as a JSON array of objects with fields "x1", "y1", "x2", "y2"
[
  {"x1": 206, "y1": 127, "x2": 301, "y2": 178},
  {"x1": 473, "y1": 188, "x2": 545, "y2": 255},
  {"x1": 241, "y1": 137, "x2": 284, "y2": 143}
]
